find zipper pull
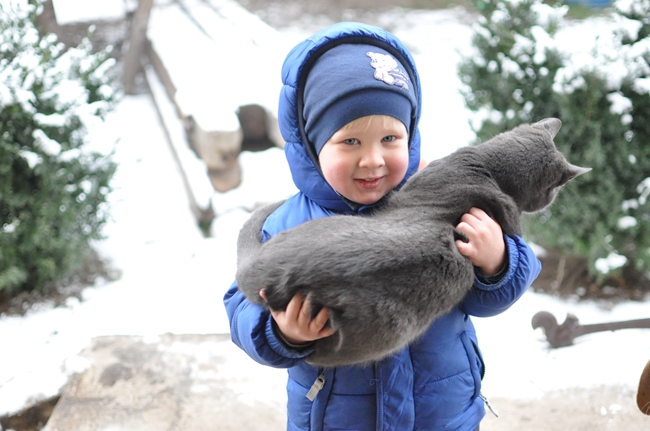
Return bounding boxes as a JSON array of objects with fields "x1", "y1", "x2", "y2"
[
  {"x1": 480, "y1": 393, "x2": 499, "y2": 418},
  {"x1": 306, "y1": 372, "x2": 326, "y2": 401}
]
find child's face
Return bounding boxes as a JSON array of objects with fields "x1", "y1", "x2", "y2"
[{"x1": 318, "y1": 115, "x2": 409, "y2": 205}]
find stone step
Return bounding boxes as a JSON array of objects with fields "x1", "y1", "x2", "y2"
[
  {"x1": 43, "y1": 334, "x2": 287, "y2": 431},
  {"x1": 31, "y1": 330, "x2": 650, "y2": 431}
]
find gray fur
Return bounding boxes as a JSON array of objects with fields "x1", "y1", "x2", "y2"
[{"x1": 236, "y1": 118, "x2": 590, "y2": 367}]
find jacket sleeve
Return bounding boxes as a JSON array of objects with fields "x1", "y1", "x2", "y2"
[
  {"x1": 224, "y1": 280, "x2": 315, "y2": 368},
  {"x1": 460, "y1": 235, "x2": 541, "y2": 317}
]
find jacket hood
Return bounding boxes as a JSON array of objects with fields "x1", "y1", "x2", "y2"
[{"x1": 278, "y1": 22, "x2": 423, "y2": 214}]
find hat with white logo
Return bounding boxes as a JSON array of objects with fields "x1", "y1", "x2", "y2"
[{"x1": 303, "y1": 43, "x2": 417, "y2": 154}]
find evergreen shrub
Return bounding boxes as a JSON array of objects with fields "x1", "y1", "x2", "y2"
[
  {"x1": 0, "y1": 0, "x2": 119, "y2": 295},
  {"x1": 459, "y1": 0, "x2": 650, "y2": 291}
]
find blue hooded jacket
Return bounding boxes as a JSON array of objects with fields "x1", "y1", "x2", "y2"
[{"x1": 224, "y1": 22, "x2": 541, "y2": 431}]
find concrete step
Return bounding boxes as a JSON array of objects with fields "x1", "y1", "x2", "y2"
[
  {"x1": 43, "y1": 333, "x2": 288, "y2": 431},
  {"x1": 37, "y1": 335, "x2": 650, "y2": 430}
]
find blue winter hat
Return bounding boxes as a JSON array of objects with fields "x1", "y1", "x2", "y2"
[{"x1": 303, "y1": 43, "x2": 418, "y2": 154}]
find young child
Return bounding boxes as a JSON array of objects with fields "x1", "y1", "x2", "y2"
[{"x1": 224, "y1": 22, "x2": 541, "y2": 431}]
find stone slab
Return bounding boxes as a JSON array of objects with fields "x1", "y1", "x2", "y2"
[
  {"x1": 480, "y1": 386, "x2": 650, "y2": 431},
  {"x1": 36, "y1": 333, "x2": 650, "y2": 430},
  {"x1": 43, "y1": 333, "x2": 288, "y2": 431}
]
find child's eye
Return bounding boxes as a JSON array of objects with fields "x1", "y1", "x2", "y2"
[
  {"x1": 382, "y1": 135, "x2": 396, "y2": 142},
  {"x1": 343, "y1": 138, "x2": 359, "y2": 145}
]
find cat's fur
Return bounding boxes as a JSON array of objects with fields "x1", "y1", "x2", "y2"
[{"x1": 236, "y1": 118, "x2": 590, "y2": 367}]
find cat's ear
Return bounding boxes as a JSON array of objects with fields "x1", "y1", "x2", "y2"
[
  {"x1": 534, "y1": 118, "x2": 562, "y2": 138},
  {"x1": 559, "y1": 164, "x2": 592, "y2": 186}
]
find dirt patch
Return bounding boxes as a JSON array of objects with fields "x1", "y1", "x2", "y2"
[
  {"x1": 0, "y1": 396, "x2": 60, "y2": 431},
  {"x1": 0, "y1": 249, "x2": 119, "y2": 317},
  {"x1": 533, "y1": 250, "x2": 650, "y2": 304}
]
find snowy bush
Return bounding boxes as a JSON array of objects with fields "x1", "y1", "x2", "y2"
[
  {"x1": 459, "y1": 0, "x2": 566, "y2": 136},
  {"x1": 0, "y1": 0, "x2": 119, "y2": 295},
  {"x1": 459, "y1": 0, "x2": 650, "y2": 290}
]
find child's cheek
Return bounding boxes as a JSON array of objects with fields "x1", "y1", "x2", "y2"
[{"x1": 394, "y1": 147, "x2": 410, "y2": 181}]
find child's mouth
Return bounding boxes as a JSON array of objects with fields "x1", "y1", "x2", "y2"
[{"x1": 355, "y1": 177, "x2": 382, "y2": 189}]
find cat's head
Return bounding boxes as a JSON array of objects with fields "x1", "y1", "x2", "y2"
[{"x1": 487, "y1": 118, "x2": 591, "y2": 213}]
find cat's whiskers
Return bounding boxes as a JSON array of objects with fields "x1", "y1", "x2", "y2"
[{"x1": 560, "y1": 183, "x2": 582, "y2": 198}]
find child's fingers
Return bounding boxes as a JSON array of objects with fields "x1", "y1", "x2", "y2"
[
  {"x1": 297, "y1": 296, "x2": 336, "y2": 339},
  {"x1": 456, "y1": 221, "x2": 479, "y2": 253},
  {"x1": 459, "y1": 212, "x2": 501, "y2": 244},
  {"x1": 310, "y1": 306, "x2": 329, "y2": 329},
  {"x1": 455, "y1": 238, "x2": 475, "y2": 258},
  {"x1": 301, "y1": 297, "x2": 324, "y2": 325},
  {"x1": 268, "y1": 293, "x2": 336, "y2": 341},
  {"x1": 311, "y1": 307, "x2": 337, "y2": 338},
  {"x1": 467, "y1": 208, "x2": 503, "y2": 234},
  {"x1": 456, "y1": 220, "x2": 476, "y2": 255},
  {"x1": 318, "y1": 327, "x2": 337, "y2": 338},
  {"x1": 459, "y1": 210, "x2": 490, "y2": 233},
  {"x1": 467, "y1": 207, "x2": 489, "y2": 220},
  {"x1": 455, "y1": 220, "x2": 475, "y2": 237},
  {"x1": 279, "y1": 292, "x2": 304, "y2": 322}
]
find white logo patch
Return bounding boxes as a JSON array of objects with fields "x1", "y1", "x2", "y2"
[{"x1": 366, "y1": 52, "x2": 410, "y2": 90}]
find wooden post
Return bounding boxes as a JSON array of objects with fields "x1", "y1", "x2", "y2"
[
  {"x1": 123, "y1": 0, "x2": 154, "y2": 95},
  {"x1": 35, "y1": 0, "x2": 60, "y2": 37}
]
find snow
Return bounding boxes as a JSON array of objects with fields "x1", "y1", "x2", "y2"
[
  {"x1": 146, "y1": 0, "x2": 288, "y2": 124},
  {"x1": 51, "y1": 0, "x2": 127, "y2": 25},
  {"x1": 144, "y1": 64, "x2": 216, "y2": 209},
  {"x1": 2, "y1": 2, "x2": 650, "y2": 419},
  {"x1": 595, "y1": 252, "x2": 628, "y2": 274}
]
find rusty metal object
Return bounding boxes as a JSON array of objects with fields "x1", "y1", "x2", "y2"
[
  {"x1": 531, "y1": 311, "x2": 650, "y2": 348},
  {"x1": 639, "y1": 360, "x2": 650, "y2": 415}
]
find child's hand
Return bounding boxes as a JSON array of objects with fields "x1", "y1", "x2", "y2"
[
  {"x1": 455, "y1": 207, "x2": 506, "y2": 276},
  {"x1": 260, "y1": 290, "x2": 336, "y2": 345}
]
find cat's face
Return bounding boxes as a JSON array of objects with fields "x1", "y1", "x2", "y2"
[
  {"x1": 515, "y1": 118, "x2": 591, "y2": 213},
  {"x1": 521, "y1": 155, "x2": 591, "y2": 213}
]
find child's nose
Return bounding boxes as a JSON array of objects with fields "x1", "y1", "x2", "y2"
[{"x1": 359, "y1": 145, "x2": 385, "y2": 168}]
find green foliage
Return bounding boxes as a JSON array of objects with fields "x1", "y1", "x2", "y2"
[
  {"x1": 459, "y1": 0, "x2": 565, "y2": 136},
  {"x1": 0, "y1": 1, "x2": 119, "y2": 294},
  {"x1": 459, "y1": 0, "x2": 650, "y2": 284}
]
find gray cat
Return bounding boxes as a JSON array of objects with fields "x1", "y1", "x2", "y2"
[{"x1": 236, "y1": 118, "x2": 590, "y2": 367}]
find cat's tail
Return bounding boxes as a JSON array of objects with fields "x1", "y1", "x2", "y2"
[
  {"x1": 235, "y1": 200, "x2": 285, "y2": 304},
  {"x1": 236, "y1": 200, "x2": 286, "y2": 268}
]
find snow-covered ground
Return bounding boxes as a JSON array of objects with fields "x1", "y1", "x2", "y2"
[{"x1": 1, "y1": 1, "x2": 649, "y2": 418}]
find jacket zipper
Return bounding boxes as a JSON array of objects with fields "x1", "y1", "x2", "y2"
[
  {"x1": 479, "y1": 393, "x2": 499, "y2": 417},
  {"x1": 374, "y1": 363, "x2": 384, "y2": 431},
  {"x1": 472, "y1": 340, "x2": 496, "y2": 417},
  {"x1": 306, "y1": 370, "x2": 326, "y2": 401}
]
